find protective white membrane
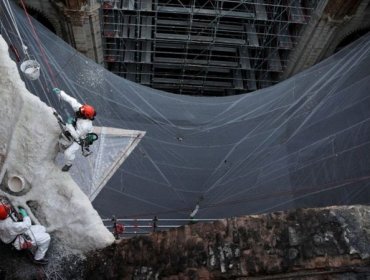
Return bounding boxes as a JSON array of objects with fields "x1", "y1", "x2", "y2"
[{"x1": 0, "y1": 35, "x2": 114, "y2": 253}]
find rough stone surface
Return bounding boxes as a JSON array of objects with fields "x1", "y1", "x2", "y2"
[
  {"x1": 84, "y1": 205, "x2": 370, "y2": 279},
  {"x1": 282, "y1": 0, "x2": 370, "y2": 79},
  {"x1": 0, "y1": 205, "x2": 369, "y2": 279}
]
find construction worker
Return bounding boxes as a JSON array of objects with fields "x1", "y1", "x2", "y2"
[
  {"x1": 0, "y1": 204, "x2": 50, "y2": 265},
  {"x1": 52, "y1": 88, "x2": 96, "y2": 172}
]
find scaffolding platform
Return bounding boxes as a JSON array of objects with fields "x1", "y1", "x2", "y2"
[{"x1": 102, "y1": 0, "x2": 319, "y2": 95}]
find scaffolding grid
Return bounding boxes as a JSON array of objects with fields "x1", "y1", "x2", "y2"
[{"x1": 100, "y1": 0, "x2": 319, "y2": 96}]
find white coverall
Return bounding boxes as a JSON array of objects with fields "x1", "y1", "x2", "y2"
[
  {"x1": 59, "y1": 91, "x2": 93, "y2": 166},
  {"x1": 0, "y1": 216, "x2": 50, "y2": 260}
]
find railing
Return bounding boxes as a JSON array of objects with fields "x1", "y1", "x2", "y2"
[{"x1": 102, "y1": 217, "x2": 219, "y2": 239}]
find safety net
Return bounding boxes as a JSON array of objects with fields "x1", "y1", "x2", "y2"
[{"x1": 1, "y1": 2, "x2": 370, "y2": 220}]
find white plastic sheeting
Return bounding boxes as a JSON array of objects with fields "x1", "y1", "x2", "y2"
[
  {"x1": 56, "y1": 127, "x2": 144, "y2": 200},
  {"x1": 1, "y1": 3, "x2": 369, "y2": 220}
]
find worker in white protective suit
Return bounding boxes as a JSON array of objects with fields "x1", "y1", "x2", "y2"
[
  {"x1": 53, "y1": 88, "x2": 96, "y2": 172},
  {"x1": 0, "y1": 203, "x2": 50, "y2": 265}
]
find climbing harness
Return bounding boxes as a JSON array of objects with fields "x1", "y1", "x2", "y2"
[
  {"x1": 0, "y1": 196, "x2": 33, "y2": 250},
  {"x1": 53, "y1": 111, "x2": 98, "y2": 157},
  {"x1": 0, "y1": 196, "x2": 21, "y2": 221}
]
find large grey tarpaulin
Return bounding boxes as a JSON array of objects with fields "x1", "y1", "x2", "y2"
[{"x1": 1, "y1": 3, "x2": 370, "y2": 220}]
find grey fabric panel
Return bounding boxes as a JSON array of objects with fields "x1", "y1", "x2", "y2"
[{"x1": 1, "y1": 3, "x2": 369, "y2": 220}]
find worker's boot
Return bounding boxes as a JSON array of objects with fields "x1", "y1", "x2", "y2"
[
  {"x1": 61, "y1": 164, "x2": 72, "y2": 172},
  {"x1": 33, "y1": 257, "x2": 48, "y2": 265}
]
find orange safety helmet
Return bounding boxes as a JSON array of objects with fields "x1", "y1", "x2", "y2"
[
  {"x1": 0, "y1": 204, "x2": 10, "y2": 220},
  {"x1": 80, "y1": 104, "x2": 96, "y2": 120}
]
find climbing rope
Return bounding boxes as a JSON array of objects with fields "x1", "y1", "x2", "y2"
[
  {"x1": 18, "y1": 0, "x2": 58, "y2": 87},
  {"x1": 0, "y1": 0, "x2": 59, "y2": 108},
  {"x1": 3, "y1": 0, "x2": 29, "y2": 58},
  {"x1": 0, "y1": 20, "x2": 21, "y2": 62}
]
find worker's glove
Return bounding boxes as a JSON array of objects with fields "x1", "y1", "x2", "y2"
[
  {"x1": 52, "y1": 88, "x2": 61, "y2": 95},
  {"x1": 18, "y1": 207, "x2": 28, "y2": 218},
  {"x1": 66, "y1": 116, "x2": 75, "y2": 125}
]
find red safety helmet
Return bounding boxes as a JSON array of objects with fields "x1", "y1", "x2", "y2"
[
  {"x1": 80, "y1": 104, "x2": 96, "y2": 120},
  {"x1": 0, "y1": 204, "x2": 10, "y2": 220}
]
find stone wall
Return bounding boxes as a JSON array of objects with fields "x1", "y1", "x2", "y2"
[
  {"x1": 22, "y1": 0, "x2": 103, "y2": 64},
  {"x1": 85, "y1": 206, "x2": 370, "y2": 279},
  {"x1": 62, "y1": 0, "x2": 103, "y2": 63},
  {"x1": 20, "y1": 0, "x2": 62, "y2": 36},
  {"x1": 282, "y1": 0, "x2": 370, "y2": 79}
]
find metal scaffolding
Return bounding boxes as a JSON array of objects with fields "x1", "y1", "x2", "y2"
[{"x1": 101, "y1": 0, "x2": 319, "y2": 96}]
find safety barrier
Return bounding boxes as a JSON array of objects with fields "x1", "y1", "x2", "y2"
[{"x1": 102, "y1": 217, "x2": 218, "y2": 239}]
